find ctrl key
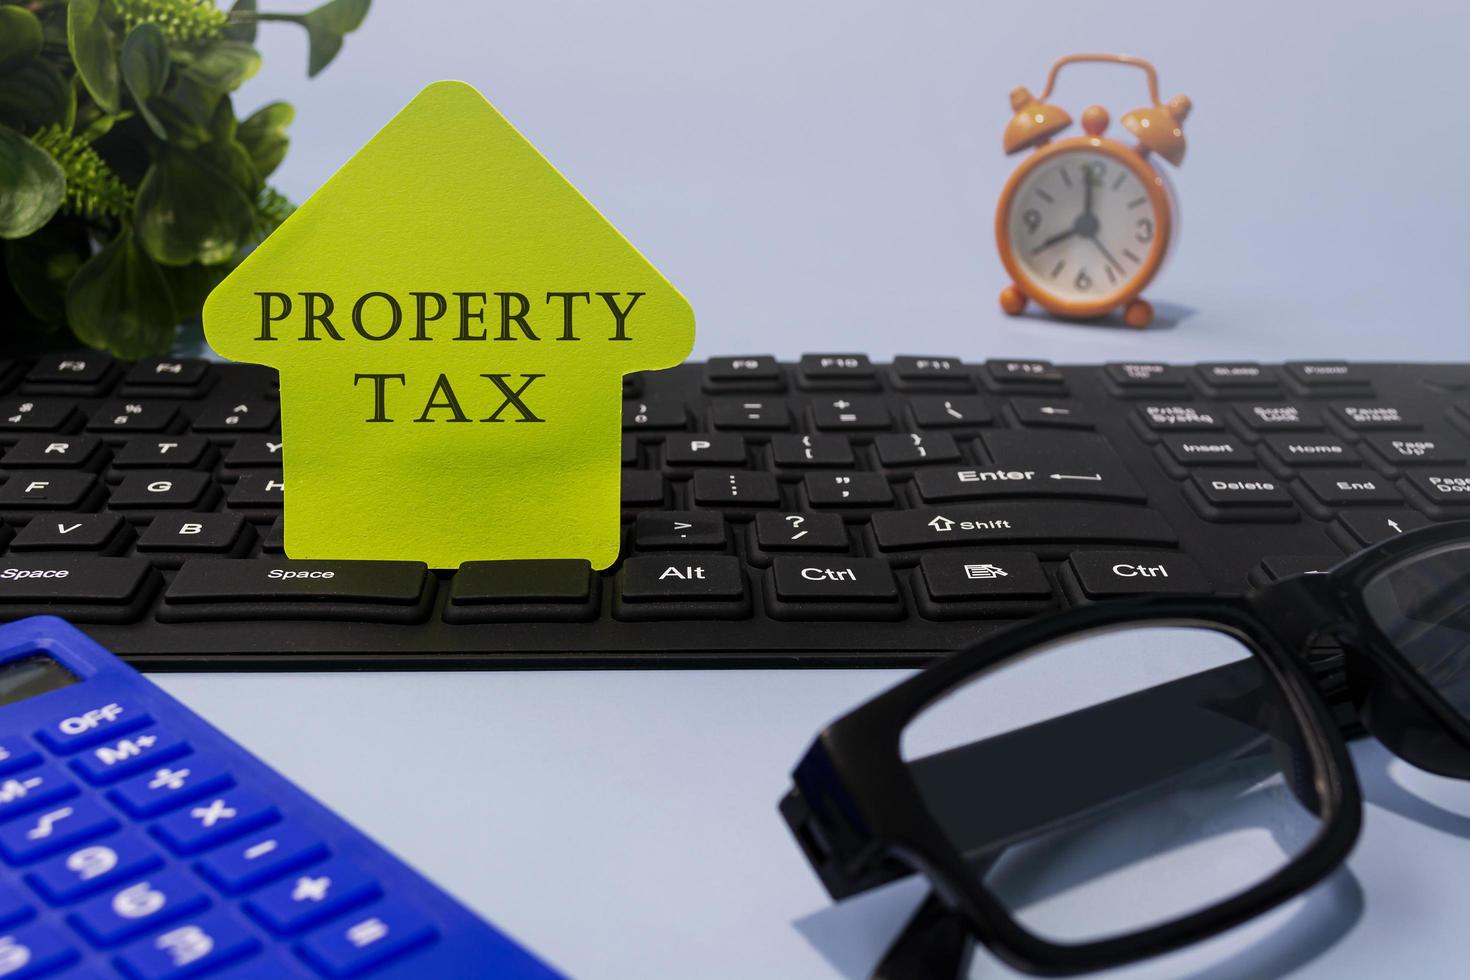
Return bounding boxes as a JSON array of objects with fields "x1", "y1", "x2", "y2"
[
  {"x1": 297, "y1": 900, "x2": 437, "y2": 978},
  {"x1": 615, "y1": 555, "x2": 748, "y2": 620}
]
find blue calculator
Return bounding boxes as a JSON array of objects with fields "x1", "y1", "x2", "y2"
[{"x1": 0, "y1": 616, "x2": 564, "y2": 979}]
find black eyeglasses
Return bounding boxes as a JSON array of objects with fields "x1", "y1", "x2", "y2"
[{"x1": 781, "y1": 521, "x2": 1470, "y2": 979}]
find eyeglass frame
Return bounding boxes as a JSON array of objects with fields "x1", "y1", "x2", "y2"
[{"x1": 780, "y1": 520, "x2": 1470, "y2": 977}]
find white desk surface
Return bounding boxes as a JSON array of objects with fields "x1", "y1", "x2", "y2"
[{"x1": 154, "y1": 1, "x2": 1470, "y2": 977}]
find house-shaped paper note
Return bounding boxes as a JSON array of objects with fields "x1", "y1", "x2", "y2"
[{"x1": 204, "y1": 81, "x2": 694, "y2": 569}]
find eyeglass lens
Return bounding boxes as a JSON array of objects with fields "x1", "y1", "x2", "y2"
[{"x1": 1362, "y1": 540, "x2": 1470, "y2": 714}]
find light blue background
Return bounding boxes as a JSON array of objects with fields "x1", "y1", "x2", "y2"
[{"x1": 160, "y1": 2, "x2": 1470, "y2": 978}]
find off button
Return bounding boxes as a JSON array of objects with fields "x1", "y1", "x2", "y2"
[{"x1": 1067, "y1": 551, "x2": 1212, "y2": 598}]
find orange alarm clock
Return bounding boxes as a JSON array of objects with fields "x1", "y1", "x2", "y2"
[{"x1": 996, "y1": 53, "x2": 1191, "y2": 329}]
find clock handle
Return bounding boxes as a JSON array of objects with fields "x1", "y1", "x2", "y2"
[{"x1": 1039, "y1": 53, "x2": 1163, "y2": 107}]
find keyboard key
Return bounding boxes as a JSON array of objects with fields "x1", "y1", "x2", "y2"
[
  {"x1": 0, "y1": 558, "x2": 154, "y2": 611},
  {"x1": 191, "y1": 401, "x2": 277, "y2": 434},
  {"x1": 983, "y1": 359, "x2": 1064, "y2": 388},
  {"x1": 622, "y1": 399, "x2": 686, "y2": 431},
  {"x1": 1193, "y1": 362, "x2": 1277, "y2": 396},
  {"x1": 260, "y1": 516, "x2": 285, "y2": 555},
  {"x1": 891, "y1": 356, "x2": 969, "y2": 387},
  {"x1": 906, "y1": 396, "x2": 992, "y2": 430},
  {"x1": 70, "y1": 728, "x2": 190, "y2": 785},
  {"x1": 8, "y1": 515, "x2": 126, "y2": 553},
  {"x1": 196, "y1": 824, "x2": 329, "y2": 894},
  {"x1": 1329, "y1": 403, "x2": 1421, "y2": 432},
  {"x1": 448, "y1": 560, "x2": 592, "y2": 605},
  {"x1": 809, "y1": 397, "x2": 890, "y2": 431},
  {"x1": 1297, "y1": 470, "x2": 1402, "y2": 511},
  {"x1": 25, "y1": 831, "x2": 164, "y2": 903},
  {"x1": 1404, "y1": 469, "x2": 1470, "y2": 514},
  {"x1": 85, "y1": 402, "x2": 178, "y2": 436},
  {"x1": 70, "y1": 868, "x2": 208, "y2": 945},
  {"x1": 137, "y1": 514, "x2": 248, "y2": 556},
  {"x1": 702, "y1": 356, "x2": 783, "y2": 391},
  {"x1": 1134, "y1": 404, "x2": 1224, "y2": 435},
  {"x1": 1067, "y1": 552, "x2": 1212, "y2": 597},
  {"x1": 873, "y1": 433, "x2": 960, "y2": 467},
  {"x1": 870, "y1": 504, "x2": 1177, "y2": 553},
  {"x1": 222, "y1": 435, "x2": 285, "y2": 469},
  {"x1": 0, "y1": 798, "x2": 119, "y2": 863},
  {"x1": 634, "y1": 511, "x2": 727, "y2": 550},
  {"x1": 110, "y1": 472, "x2": 216, "y2": 512},
  {"x1": 620, "y1": 470, "x2": 665, "y2": 508},
  {"x1": 0, "y1": 400, "x2": 77, "y2": 435},
  {"x1": 25, "y1": 355, "x2": 114, "y2": 390},
  {"x1": 0, "y1": 923, "x2": 77, "y2": 977},
  {"x1": 1230, "y1": 403, "x2": 1321, "y2": 433},
  {"x1": 123, "y1": 359, "x2": 212, "y2": 390},
  {"x1": 1259, "y1": 434, "x2": 1360, "y2": 470},
  {"x1": 0, "y1": 473, "x2": 99, "y2": 511},
  {"x1": 0, "y1": 741, "x2": 40, "y2": 779},
  {"x1": 1252, "y1": 555, "x2": 1339, "y2": 584},
  {"x1": 689, "y1": 470, "x2": 780, "y2": 508},
  {"x1": 36, "y1": 703, "x2": 150, "y2": 754},
  {"x1": 244, "y1": 861, "x2": 381, "y2": 935},
  {"x1": 0, "y1": 437, "x2": 104, "y2": 470},
  {"x1": 110, "y1": 436, "x2": 212, "y2": 470},
  {"x1": 162, "y1": 560, "x2": 428, "y2": 612},
  {"x1": 770, "y1": 557, "x2": 898, "y2": 603},
  {"x1": 151, "y1": 791, "x2": 279, "y2": 855},
  {"x1": 619, "y1": 555, "x2": 744, "y2": 603},
  {"x1": 114, "y1": 911, "x2": 259, "y2": 979},
  {"x1": 1332, "y1": 510, "x2": 1430, "y2": 548},
  {"x1": 107, "y1": 761, "x2": 234, "y2": 819},
  {"x1": 1158, "y1": 434, "x2": 1255, "y2": 469},
  {"x1": 1008, "y1": 399, "x2": 1093, "y2": 430},
  {"x1": 1186, "y1": 471, "x2": 1297, "y2": 523},
  {"x1": 752, "y1": 513, "x2": 848, "y2": 552},
  {"x1": 770, "y1": 434, "x2": 853, "y2": 468},
  {"x1": 662, "y1": 434, "x2": 746, "y2": 467},
  {"x1": 802, "y1": 473, "x2": 893, "y2": 508},
  {"x1": 296, "y1": 899, "x2": 436, "y2": 977},
  {"x1": 918, "y1": 552, "x2": 1051, "y2": 602},
  {"x1": 1102, "y1": 362, "x2": 1190, "y2": 394},
  {"x1": 707, "y1": 398, "x2": 790, "y2": 431},
  {"x1": 1284, "y1": 361, "x2": 1372, "y2": 391},
  {"x1": 0, "y1": 766, "x2": 76, "y2": 822},
  {"x1": 227, "y1": 472, "x2": 285, "y2": 510},
  {"x1": 797, "y1": 354, "x2": 876, "y2": 387},
  {"x1": 1364, "y1": 434, "x2": 1466, "y2": 467},
  {"x1": 913, "y1": 464, "x2": 1144, "y2": 503}
]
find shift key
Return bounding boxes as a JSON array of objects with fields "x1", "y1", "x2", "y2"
[{"x1": 159, "y1": 559, "x2": 430, "y2": 623}]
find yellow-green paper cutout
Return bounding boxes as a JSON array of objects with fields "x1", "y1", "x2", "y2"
[{"x1": 204, "y1": 80, "x2": 695, "y2": 569}]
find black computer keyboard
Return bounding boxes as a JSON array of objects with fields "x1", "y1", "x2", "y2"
[{"x1": 0, "y1": 352, "x2": 1466, "y2": 675}]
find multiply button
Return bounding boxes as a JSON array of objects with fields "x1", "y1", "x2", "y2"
[
  {"x1": 151, "y1": 790, "x2": 279, "y2": 855},
  {"x1": 1067, "y1": 552, "x2": 1211, "y2": 598}
]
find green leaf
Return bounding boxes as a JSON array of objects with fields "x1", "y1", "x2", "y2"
[
  {"x1": 0, "y1": 124, "x2": 65, "y2": 239},
  {"x1": 4, "y1": 221, "x2": 90, "y2": 322},
  {"x1": 67, "y1": 0, "x2": 120, "y2": 114},
  {"x1": 121, "y1": 24, "x2": 171, "y2": 140},
  {"x1": 302, "y1": 0, "x2": 371, "y2": 77},
  {"x1": 134, "y1": 152, "x2": 256, "y2": 266},
  {"x1": 76, "y1": 110, "x2": 133, "y2": 146},
  {"x1": 151, "y1": 76, "x2": 221, "y2": 146},
  {"x1": 237, "y1": 101, "x2": 292, "y2": 179},
  {"x1": 176, "y1": 40, "x2": 261, "y2": 91},
  {"x1": 159, "y1": 260, "x2": 230, "y2": 321},
  {"x1": 0, "y1": 60, "x2": 71, "y2": 131},
  {"x1": 66, "y1": 227, "x2": 178, "y2": 358},
  {"x1": 225, "y1": 0, "x2": 258, "y2": 43},
  {"x1": 0, "y1": 7, "x2": 43, "y2": 68}
]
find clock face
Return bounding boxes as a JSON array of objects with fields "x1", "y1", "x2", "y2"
[{"x1": 1005, "y1": 147, "x2": 1163, "y2": 304}]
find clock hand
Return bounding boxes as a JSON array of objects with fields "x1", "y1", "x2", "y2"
[
  {"x1": 1088, "y1": 235, "x2": 1126, "y2": 276},
  {"x1": 1031, "y1": 228, "x2": 1076, "y2": 255},
  {"x1": 1083, "y1": 167, "x2": 1094, "y2": 217}
]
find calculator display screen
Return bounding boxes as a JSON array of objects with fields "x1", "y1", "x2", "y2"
[{"x1": 0, "y1": 654, "x2": 79, "y2": 707}]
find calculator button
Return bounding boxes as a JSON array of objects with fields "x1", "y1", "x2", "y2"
[
  {"x1": 69, "y1": 868, "x2": 209, "y2": 946},
  {"x1": 107, "y1": 761, "x2": 234, "y2": 819},
  {"x1": 46, "y1": 708, "x2": 144, "y2": 763},
  {"x1": 0, "y1": 923, "x2": 77, "y2": 977},
  {"x1": 296, "y1": 899, "x2": 436, "y2": 977},
  {"x1": 196, "y1": 825, "x2": 329, "y2": 895},
  {"x1": 0, "y1": 799, "x2": 119, "y2": 863},
  {"x1": 244, "y1": 861, "x2": 380, "y2": 935},
  {"x1": 25, "y1": 831, "x2": 164, "y2": 904},
  {"x1": 0, "y1": 740, "x2": 40, "y2": 778},
  {"x1": 151, "y1": 791, "x2": 279, "y2": 856},
  {"x1": 70, "y1": 728, "x2": 190, "y2": 785},
  {"x1": 0, "y1": 766, "x2": 77, "y2": 821},
  {"x1": 114, "y1": 911, "x2": 260, "y2": 979},
  {"x1": 0, "y1": 885, "x2": 32, "y2": 929}
]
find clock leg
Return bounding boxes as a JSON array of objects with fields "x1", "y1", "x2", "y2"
[
  {"x1": 999, "y1": 284, "x2": 1027, "y2": 316},
  {"x1": 1123, "y1": 298, "x2": 1153, "y2": 329}
]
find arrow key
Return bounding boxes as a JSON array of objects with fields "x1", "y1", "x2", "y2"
[
  {"x1": 1330, "y1": 510, "x2": 1430, "y2": 548},
  {"x1": 1008, "y1": 398, "x2": 1094, "y2": 430},
  {"x1": 634, "y1": 511, "x2": 727, "y2": 550}
]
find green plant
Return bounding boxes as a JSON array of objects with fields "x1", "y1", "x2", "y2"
[{"x1": 0, "y1": 0, "x2": 370, "y2": 357}]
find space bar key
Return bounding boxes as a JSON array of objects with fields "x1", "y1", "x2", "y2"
[
  {"x1": 165, "y1": 560, "x2": 429, "y2": 605},
  {"x1": 871, "y1": 504, "x2": 1178, "y2": 551}
]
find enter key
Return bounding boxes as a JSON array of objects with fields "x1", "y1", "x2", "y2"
[{"x1": 914, "y1": 463, "x2": 1145, "y2": 503}]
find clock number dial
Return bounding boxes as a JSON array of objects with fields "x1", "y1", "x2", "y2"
[{"x1": 1007, "y1": 148, "x2": 1161, "y2": 304}]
